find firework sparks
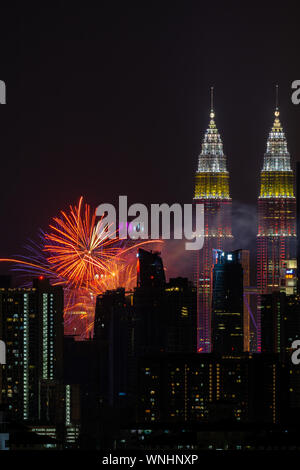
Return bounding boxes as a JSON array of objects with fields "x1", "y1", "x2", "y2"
[
  {"x1": 0, "y1": 197, "x2": 162, "y2": 339},
  {"x1": 44, "y1": 196, "x2": 122, "y2": 288}
]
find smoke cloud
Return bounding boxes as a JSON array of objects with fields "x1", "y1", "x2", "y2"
[{"x1": 161, "y1": 201, "x2": 258, "y2": 283}]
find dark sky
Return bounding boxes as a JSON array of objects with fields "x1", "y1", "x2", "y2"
[{"x1": 0, "y1": 3, "x2": 299, "y2": 276}]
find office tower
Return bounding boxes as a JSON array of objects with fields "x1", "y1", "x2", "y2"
[
  {"x1": 261, "y1": 292, "x2": 300, "y2": 422},
  {"x1": 134, "y1": 250, "x2": 196, "y2": 355},
  {"x1": 194, "y1": 90, "x2": 232, "y2": 352},
  {"x1": 297, "y1": 162, "x2": 300, "y2": 292},
  {"x1": 137, "y1": 248, "x2": 166, "y2": 288},
  {"x1": 94, "y1": 288, "x2": 134, "y2": 408},
  {"x1": 261, "y1": 292, "x2": 300, "y2": 360},
  {"x1": 261, "y1": 292, "x2": 284, "y2": 356},
  {"x1": 240, "y1": 250, "x2": 251, "y2": 351},
  {"x1": 211, "y1": 250, "x2": 244, "y2": 354},
  {"x1": 257, "y1": 104, "x2": 296, "y2": 350},
  {"x1": 134, "y1": 250, "x2": 166, "y2": 358},
  {"x1": 0, "y1": 278, "x2": 64, "y2": 425},
  {"x1": 164, "y1": 277, "x2": 197, "y2": 353},
  {"x1": 94, "y1": 288, "x2": 138, "y2": 448}
]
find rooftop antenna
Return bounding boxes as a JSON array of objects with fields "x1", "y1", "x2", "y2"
[
  {"x1": 275, "y1": 84, "x2": 279, "y2": 111},
  {"x1": 210, "y1": 86, "x2": 215, "y2": 119},
  {"x1": 275, "y1": 84, "x2": 280, "y2": 119}
]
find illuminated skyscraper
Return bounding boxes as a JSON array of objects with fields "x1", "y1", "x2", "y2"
[
  {"x1": 211, "y1": 250, "x2": 244, "y2": 354},
  {"x1": 296, "y1": 162, "x2": 300, "y2": 292},
  {"x1": 261, "y1": 291, "x2": 300, "y2": 360},
  {"x1": 194, "y1": 89, "x2": 232, "y2": 352},
  {"x1": 0, "y1": 278, "x2": 64, "y2": 424},
  {"x1": 240, "y1": 249, "x2": 251, "y2": 352},
  {"x1": 257, "y1": 99, "x2": 296, "y2": 351}
]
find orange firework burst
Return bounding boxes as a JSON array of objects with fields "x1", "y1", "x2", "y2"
[
  {"x1": 0, "y1": 197, "x2": 162, "y2": 339},
  {"x1": 44, "y1": 196, "x2": 121, "y2": 289}
]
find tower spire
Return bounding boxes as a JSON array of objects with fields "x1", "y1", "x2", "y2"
[
  {"x1": 209, "y1": 86, "x2": 216, "y2": 129},
  {"x1": 273, "y1": 84, "x2": 281, "y2": 129},
  {"x1": 270, "y1": 84, "x2": 283, "y2": 136},
  {"x1": 260, "y1": 95, "x2": 293, "y2": 193},
  {"x1": 196, "y1": 88, "x2": 229, "y2": 195},
  {"x1": 257, "y1": 94, "x2": 296, "y2": 353},
  {"x1": 273, "y1": 84, "x2": 282, "y2": 127},
  {"x1": 275, "y1": 84, "x2": 279, "y2": 111},
  {"x1": 194, "y1": 89, "x2": 232, "y2": 353}
]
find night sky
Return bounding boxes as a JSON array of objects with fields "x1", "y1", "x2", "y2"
[{"x1": 0, "y1": 4, "x2": 299, "y2": 278}]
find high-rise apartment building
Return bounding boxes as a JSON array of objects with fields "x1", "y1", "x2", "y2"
[{"x1": 0, "y1": 278, "x2": 64, "y2": 424}]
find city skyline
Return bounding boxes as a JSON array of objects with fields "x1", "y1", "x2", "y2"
[
  {"x1": 0, "y1": 95, "x2": 297, "y2": 279},
  {"x1": 0, "y1": 4, "x2": 300, "y2": 456},
  {"x1": 0, "y1": 5, "x2": 299, "y2": 264}
]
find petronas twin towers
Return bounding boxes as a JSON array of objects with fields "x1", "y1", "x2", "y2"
[
  {"x1": 194, "y1": 91, "x2": 296, "y2": 353},
  {"x1": 194, "y1": 103, "x2": 232, "y2": 353}
]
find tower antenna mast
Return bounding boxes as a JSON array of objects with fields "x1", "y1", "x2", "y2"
[{"x1": 275, "y1": 84, "x2": 279, "y2": 110}]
